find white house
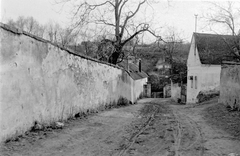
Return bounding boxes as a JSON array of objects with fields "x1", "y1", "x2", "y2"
[
  {"x1": 187, "y1": 33, "x2": 236, "y2": 103},
  {"x1": 156, "y1": 57, "x2": 171, "y2": 70},
  {"x1": 118, "y1": 58, "x2": 148, "y2": 101}
]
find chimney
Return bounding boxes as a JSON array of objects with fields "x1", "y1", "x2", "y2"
[{"x1": 139, "y1": 59, "x2": 142, "y2": 72}]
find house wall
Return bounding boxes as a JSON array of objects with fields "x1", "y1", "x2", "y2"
[
  {"x1": 143, "y1": 83, "x2": 151, "y2": 98},
  {"x1": 187, "y1": 65, "x2": 221, "y2": 103},
  {"x1": 132, "y1": 78, "x2": 148, "y2": 102},
  {"x1": 187, "y1": 35, "x2": 201, "y2": 67},
  {"x1": 171, "y1": 82, "x2": 181, "y2": 102},
  {"x1": 219, "y1": 64, "x2": 240, "y2": 110},
  {"x1": 0, "y1": 25, "x2": 145, "y2": 142}
]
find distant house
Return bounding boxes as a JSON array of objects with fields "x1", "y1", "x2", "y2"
[
  {"x1": 187, "y1": 33, "x2": 237, "y2": 103},
  {"x1": 118, "y1": 57, "x2": 148, "y2": 101},
  {"x1": 155, "y1": 57, "x2": 172, "y2": 75}
]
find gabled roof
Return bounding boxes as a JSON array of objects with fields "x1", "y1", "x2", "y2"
[
  {"x1": 194, "y1": 33, "x2": 239, "y2": 64},
  {"x1": 118, "y1": 60, "x2": 148, "y2": 80}
]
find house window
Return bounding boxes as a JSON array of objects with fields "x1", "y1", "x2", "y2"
[
  {"x1": 189, "y1": 76, "x2": 193, "y2": 88},
  {"x1": 194, "y1": 43, "x2": 196, "y2": 56},
  {"x1": 195, "y1": 76, "x2": 197, "y2": 89}
]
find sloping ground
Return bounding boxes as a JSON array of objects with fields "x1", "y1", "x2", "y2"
[
  {"x1": 202, "y1": 100, "x2": 240, "y2": 140},
  {"x1": 0, "y1": 104, "x2": 145, "y2": 156},
  {"x1": 169, "y1": 97, "x2": 240, "y2": 156},
  {"x1": 1, "y1": 98, "x2": 240, "y2": 156}
]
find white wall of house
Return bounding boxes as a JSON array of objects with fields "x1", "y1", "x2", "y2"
[
  {"x1": 186, "y1": 35, "x2": 221, "y2": 103},
  {"x1": 187, "y1": 65, "x2": 221, "y2": 103},
  {"x1": 187, "y1": 35, "x2": 201, "y2": 67},
  {"x1": 132, "y1": 78, "x2": 148, "y2": 102}
]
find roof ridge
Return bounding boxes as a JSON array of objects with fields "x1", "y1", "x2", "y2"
[{"x1": 194, "y1": 32, "x2": 236, "y2": 37}]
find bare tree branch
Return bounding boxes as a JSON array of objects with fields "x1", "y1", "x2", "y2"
[
  {"x1": 58, "y1": 0, "x2": 160, "y2": 64},
  {"x1": 119, "y1": 0, "x2": 129, "y2": 18},
  {"x1": 204, "y1": 1, "x2": 238, "y2": 35},
  {"x1": 120, "y1": 0, "x2": 146, "y2": 38}
]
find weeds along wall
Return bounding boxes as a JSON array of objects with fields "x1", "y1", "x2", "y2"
[{"x1": 0, "y1": 24, "x2": 135, "y2": 142}]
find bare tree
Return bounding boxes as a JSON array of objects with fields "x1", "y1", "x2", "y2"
[
  {"x1": 158, "y1": 27, "x2": 183, "y2": 65},
  {"x1": 45, "y1": 22, "x2": 78, "y2": 47},
  {"x1": 6, "y1": 16, "x2": 79, "y2": 48},
  {"x1": 59, "y1": 28, "x2": 78, "y2": 47},
  {"x1": 7, "y1": 16, "x2": 45, "y2": 37},
  {"x1": 45, "y1": 22, "x2": 60, "y2": 43},
  {"x1": 204, "y1": 1, "x2": 240, "y2": 35},
  {"x1": 7, "y1": 19, "x2": 17, "y2": 28},
  {"x1": 81, "y1": 40, "x2": 98, "y2": 57},
  {"x1": 59, "y1": 0, "x2": 160, "y2": 64},
  {"x1": 203, "y1": 1, "x2": 240, "y2": 59},
  {"x1": 11, "y1": 16, "x2": 26, "y2": 30},
  {"x1": 24, "y1": 17, "x2": 39, "y2": 34},
  {"x1": 124, "y1": 35, "x2": 140, "y2": 58}
]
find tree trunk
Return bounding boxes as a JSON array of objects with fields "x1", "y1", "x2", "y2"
[
  {"x1": 109, "y1": 52, "x2": 120, "y2": 64},
  {"x1": 108, "y1": 45, "x2": 122, "y2": 64}
]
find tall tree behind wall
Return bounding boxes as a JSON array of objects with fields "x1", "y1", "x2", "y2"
[{"x1": 58, "y1": 0, "x2": 161, "y2": 64}]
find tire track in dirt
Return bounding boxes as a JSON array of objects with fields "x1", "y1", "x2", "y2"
[
  {"x1": 116, "y1": 105, "x2": 159, "y2": 156},
  {"x1": 172, "y1": 109, "x2": 205, "y2": 156},
  {"x1": 150, "y1": 113, "x2": 179, "y2": 156},
  {"x1": 115, "y1": 98, "x2": 240, "y2": 156},
  {"x1": 114, "y1": 101, "x2": 179, "y2": 156},
  {"x1": 172, "y1": 119, "x2": 182, "y2": 156},
  {"x1": 3, "y1": 98, "x2": 238, "y2": 156}
]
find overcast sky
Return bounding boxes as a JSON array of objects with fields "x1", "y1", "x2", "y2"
[{"x1": 1, "y1": 0, "x2": 239, "y2": 42}]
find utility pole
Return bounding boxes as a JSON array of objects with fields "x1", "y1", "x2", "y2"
[{"x1": 195, "y1": 14, "x2": 198, "y2": 32}]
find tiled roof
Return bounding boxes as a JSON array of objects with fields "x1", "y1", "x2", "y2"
[
  {"x1": 194, "y1": 33, "x2": 239, "y2": 64},
  {"x1": 118, "y1": 60, "x2": 148, "y2": 80}
]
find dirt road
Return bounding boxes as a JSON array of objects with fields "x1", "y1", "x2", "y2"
[{"x1": 1, "y1": 98, "x2": 240, "y2": 156}]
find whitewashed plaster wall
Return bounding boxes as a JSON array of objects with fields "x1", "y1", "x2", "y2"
[{"x1": 0, "y1": 25, "x2": 141, "y2": 142}]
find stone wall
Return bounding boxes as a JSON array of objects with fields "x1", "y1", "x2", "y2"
[
  {"x1": 219, "y1": 62, "x2": 240, "y2": 110},
  {"x1": 0, "y1": 24, "x2": 145, "y2": 142}
]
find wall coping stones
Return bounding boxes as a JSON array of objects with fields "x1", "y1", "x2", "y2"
[
  {"x1": 0, "y1": 22, "x2": 129, "y2": 72},
  {"x1": 222, "y1": 61, "x2": 240, "y2": 65}
]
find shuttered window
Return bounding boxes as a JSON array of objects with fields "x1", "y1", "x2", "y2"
[{"x1": 189, "y1": 76, "x2": 193, "y2": 88}]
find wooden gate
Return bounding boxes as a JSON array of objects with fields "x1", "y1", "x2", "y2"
[{"x1": 180, "y1": 84, "x2": 186, "y2": 103}]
